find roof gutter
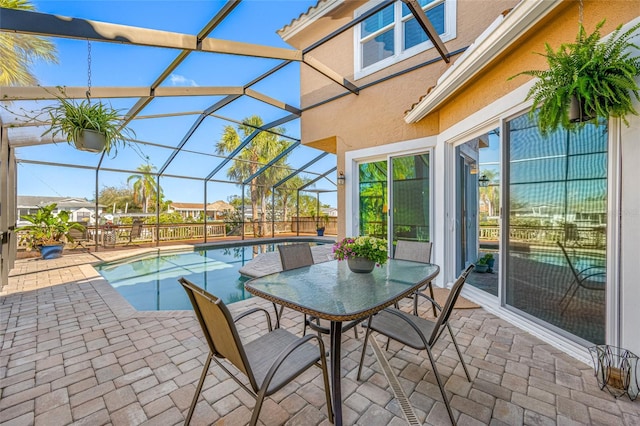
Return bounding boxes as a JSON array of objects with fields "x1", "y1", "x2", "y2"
[{"x1": 404, "y1": 0, "x2": 562, "y2": 124}]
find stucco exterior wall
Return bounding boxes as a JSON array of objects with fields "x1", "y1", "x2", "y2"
[
  {"x1": 435, "y1": 0, "x2": 637, "y2": 131},
  {"x1": 286, "y1": 0, "x2": 519, "y2": 153}
]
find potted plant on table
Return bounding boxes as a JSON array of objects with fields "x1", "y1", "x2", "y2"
[
  {"x1": 42, "y1": 87, "x2": 135, "y2": 155},
  {"x1": 333, "y1": 235, "x2": 388, "y2": 273},
  {"x1": 511, "y1": 20, "x2": 640, "y2": 135},
  {"x1": 18, "y1": 203, "x2": 85, "y2": 259}
]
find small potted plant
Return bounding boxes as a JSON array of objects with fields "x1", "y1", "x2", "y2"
[
  {"x1": 511, "y1": 20, "x2": 640, "y2": 135},
  {"x1": 333, "y1": 235, "x2": 388, "y2": 273},
  {"x1": 315, "y1": 213, "x2": 329, "y2": 236},
  {"x1": 18, "y1": 203, "x2": 85, "y2": 259},
  {"x1": 474, "y1": 256, "x2": 489, "y2": 273},
  {"x1": 42, "y1": 87, "x2": 135, "y2": 155},
  {"x1": 483, "y1": 253, "x2": 495, "y2": 273}
]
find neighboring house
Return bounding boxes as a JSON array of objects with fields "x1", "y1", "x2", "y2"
[
  {"x1": 322, "y1": 207, "x2": 338, "y2": 217},
  {"x1": 167, "y1": 200, "x2": 235, "y2": 221},
  {"x1": 278, "y1": 1, "x2": 640, "y2": 362},
  {"x1": 17, "y1": 196, "x2": 104, "y2": 225}
]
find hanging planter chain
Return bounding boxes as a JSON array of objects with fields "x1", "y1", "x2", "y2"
[{"x1": 86, "y1": 39, "x2": 92, "y2": 103}]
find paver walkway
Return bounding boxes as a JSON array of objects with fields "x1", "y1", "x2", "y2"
[{"x1": 2, "y1": 247, "x2": 639, "y2": 425}]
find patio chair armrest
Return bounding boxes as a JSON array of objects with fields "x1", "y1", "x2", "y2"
[
  {"x1": 233, "y1": 307, "x2": 273, "y2": 332},
  {"x1": 413, "y1": 291, "x2": 443, "y2": 312}
]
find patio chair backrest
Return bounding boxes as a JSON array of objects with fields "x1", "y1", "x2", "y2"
[
  {"x1": 278, "y1": 243, "x2": 314, "y2": 271},
  {"x1": 427, "y1": 264, "x2": 474, "y2": 345},
  {"x1": 394, "y1": 240, "x2": 432, "y2": 263},
  {"x1": 131, "y1": 219, "x2": 143, "y2": 239},
  {"x1": 68, "y1": 224, "x2": 87, "y2": 241},
  {"x1": 179, "y1": 277, "x2": 256, "y2": 389}
]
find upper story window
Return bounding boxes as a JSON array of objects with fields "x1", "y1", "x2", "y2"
[{"x1": 355, "y1": 0, "x2": 456, "y2": 79}]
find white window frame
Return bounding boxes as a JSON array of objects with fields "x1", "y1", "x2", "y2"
[{"x1": 354, "y1": 0, "x2": 457, "y2": 80}]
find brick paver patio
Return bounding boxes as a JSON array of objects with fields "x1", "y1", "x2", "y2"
[{"x1": 2, "y1": 247, "x2": 639, "y2": 425}]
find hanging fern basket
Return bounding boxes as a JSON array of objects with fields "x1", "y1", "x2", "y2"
[{"x1": 74, "y1": 129, "x2": 107, "y2": 153}]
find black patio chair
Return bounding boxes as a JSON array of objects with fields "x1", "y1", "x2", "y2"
[
  {"x1": 357, "y1": 264, "x2": 475, "y2": 426},
  {"x1": 557, "y1": 241, "x2": 606, "y2": 313},
  {"x1": 179, "y1": 277, "x2": 333, "y2": 426},
  {"x1": 277, "y1": 243, "x2": 358, "y2": 338}
]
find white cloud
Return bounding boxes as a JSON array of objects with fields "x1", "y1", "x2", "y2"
[{"x1": 169, "y1": 74, "x2": 199, "y2": 87}]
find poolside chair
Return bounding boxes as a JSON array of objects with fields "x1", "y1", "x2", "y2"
[
  {"x1": 557, "y1": 241, "x2": 606, "y2": 313},
  {"x1": 275, "y1": 243, "x2": 315, "y2": 329},
  {"x1": 277, "y1": 244, "x2": 359, "y2": 338},
  {"x1": 394, "y1": 240, "x2": 436, "y2": 316},
  {"x1": 357, "y1": 264, "x2": 475, "y2": 426},
  {"x1": 126, "y1": 219, "x2": 143, "y2": 245},
  {"x1": 179, "y1": 277, "x2": 333, "y2": 426},
  {"x1": 66, "y1": 223, "x2": 91, "y2": 250}
]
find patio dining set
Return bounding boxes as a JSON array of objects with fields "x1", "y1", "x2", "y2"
[{"x1": 179, "y1": 241, "x2": 474, "y2": 426}]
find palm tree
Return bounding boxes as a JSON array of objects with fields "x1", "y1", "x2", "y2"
[
  {"x1": 275, "y1": 175, "x2": 306, "y2": 223},
  {"x1": 479, "y1": 169, "x2": 499, "y2": 218},
  {"x1": 0, "y1": 0, "x2": 58, "y2": 86},
  {"x1": 215, "y1": 116, "x2": 292, "y2": 236},
  {"x1": 127, "y1": 164, "x2": 160, "y2": 213}
]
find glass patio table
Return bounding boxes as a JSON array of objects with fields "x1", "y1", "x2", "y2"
[{"x1": 245, "y1": 259, "x2": 440, "y2": 426}]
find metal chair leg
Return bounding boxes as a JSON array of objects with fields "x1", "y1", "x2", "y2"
[
  {"x1": 185, "y1": 352, "x2": 213, "y2": 425},
  {"x1": 357, "y1": 317, "x2": 374, "y2": 380},
  {"x1": 425, "y1": 345, "x2": 457, "y2": 425}
]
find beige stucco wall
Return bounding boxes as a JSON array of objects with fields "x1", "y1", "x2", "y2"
[
  {"x1": 288, "y1": 0, "x2": 637, "y2": 151},
  {"x1": 435, "y1": 0, "x2": 638, "y2": 131},
  {"x1": 287, "y1": 0, "x2": 519, "y2": 152}
]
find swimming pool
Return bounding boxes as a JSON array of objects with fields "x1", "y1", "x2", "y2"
[{"x1": 96, "y1": 240, "x2": 327, "y2": 311}]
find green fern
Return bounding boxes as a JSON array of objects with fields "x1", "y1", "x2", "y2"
[{"x1": 511, "y1": 20, "x2": 640, "y2": 135}]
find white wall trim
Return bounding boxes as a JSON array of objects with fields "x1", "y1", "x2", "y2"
[{"x1": 353, "y1": 0, "x2": 457, "y2": 80}]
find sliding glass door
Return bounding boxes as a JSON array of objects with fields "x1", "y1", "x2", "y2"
[
  {"x1": 390, "y1": 154, "x2": 430, "y2": 244},
  {"x1": 504, "y1": 112, "x2": 607, "y2": 345},
  {"x1": 358, "y1": 152, "x2": 431, "y2": 253}
]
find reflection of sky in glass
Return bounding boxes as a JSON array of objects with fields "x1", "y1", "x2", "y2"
[{"x1": 507, "y1": 113, "x2": 607, "y2": 211}]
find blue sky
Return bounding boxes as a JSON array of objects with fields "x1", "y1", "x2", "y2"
[{"x1": 9, "y1": 0, "x2": 339, "y2": 207}]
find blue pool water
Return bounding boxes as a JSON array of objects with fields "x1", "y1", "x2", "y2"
[{"x1": 96, "y1": 241, "x2": 325, "y2": 311}]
